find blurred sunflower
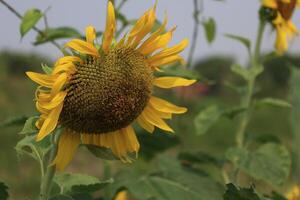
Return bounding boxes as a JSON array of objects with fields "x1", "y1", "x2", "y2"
[
  {"x1": 262, "y1": 0, "x2": 299, "y2": 54},
  {"x1": 26, "y1": 1, "x2": 195, "y2": 170},
  {"x1": 115, "y1": 191, "x2": 130, "y2": 200},
  {"x1": 286, "y1": 185, "x2": 300, "y2": 200}
]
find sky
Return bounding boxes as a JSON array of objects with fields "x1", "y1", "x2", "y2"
[{"x1": 1, "y1": 0, "x2": 300, "y2": 65}]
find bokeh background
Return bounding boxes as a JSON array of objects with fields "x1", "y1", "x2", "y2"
[{"x1": 1, "y1": 0, "x2": 300, "y2": 199}]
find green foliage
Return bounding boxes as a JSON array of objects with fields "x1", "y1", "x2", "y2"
[
  {"x1": 224, "y1": 34, "x2": 251, "y2": 54},
  {"x1": 0, "y1": 181, "x2": 9, "y2": 200},
  {"x1": 20, "y1": 9, "x2": 43, "y2": 38},
  {"x1": 0, "y1": 115, "x2": 27, "y2": 128},
  {"x1": 230, "y1": 64, "x2": 263, "y2": 81},
  {"x1": 178, "y1": 151, "x2": 223, "y2": 167},
  {"x1": 19, "y1": 116, "x2": 38, "y2": 135},
  {"x1": 223, "y1": 184, "x2": 267, "y2": 200},
  {"x1": 34, "y1": 27, "x2": 81, "y2": 45},
  {"x1": 50, "y1": 195, "x2": 74, "y2": 200},
  {"x1": 202, "y1": 17, "x2": 216, "y2": 44},
  {"x1": 254, "y1": 98, "x2": 291, "y2": 109},
  {"x1": 85, "y1": 145, "x2": 119, "y2": 161},
  {"x1": 226, "y1": 143, "x2": 291, "y2": 186},
  {"x1": 41, "y1": 63, "x2": 53, "y2": 74}
]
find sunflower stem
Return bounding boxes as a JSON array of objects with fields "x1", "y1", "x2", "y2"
[{"x1": 39, "y1": 134, "x2": 58, "y2": 200}]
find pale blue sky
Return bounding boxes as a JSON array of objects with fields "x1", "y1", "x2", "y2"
[{"x1": 1, "y1": 0, "x2": 300, "y2": 64}]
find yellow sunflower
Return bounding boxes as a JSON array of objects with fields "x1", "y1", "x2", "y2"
[
  {"x1": 26, "y1": 1, "x2": 195, "y2": 170},
  {"x1": 262, "y1": 0, "x2": 299, "y2": 54},
  {"x1": 286, "y1": 185, "x2": 300, "y2": 200}
]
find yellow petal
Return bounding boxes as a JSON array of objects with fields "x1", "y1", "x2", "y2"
[
  {"x1": 148, "y1": 104, "x2": 172, "y2": 119},
  {"x1": 154, "y1": 77, "x2": 196, "y2": 88},
  {"x1": 53, "y1": 62, "x2": 76, "y2": 75},
  {"x1": 141, "y1": 106, "x2": 174, "y2": 133},
  {"x1": 86, "y1": 25, "x2": 96, "y2": 44},
  {"x1": 52, "y1": 130, "x2": 81, "y2": 171},
  {"x1": 121, "y1": 125, "x2": 140, "y2": 153},
  {"x1": 38, "y1": 92, "x2": 67, "y2": 110},
  {"x1": 297, "y1": 0, "x2": 300, "y2": 7},
  {"x1": 102, "y1": 1, "x2": 116, "y2": 53},
  {"x1": 55, "y1": 56, "x2": 82, "y2": 66},
  {"x1": 149, "y1": 55, "x2": 184, "y2": 67},
  {"x1": 115, "y1": 191, "x2": 129, "y2": 200},
  {"x1": 149, "y1": 39, "x2": 189, "y2": 60},
  {"x1": 36, "y1": 103, "x2": 63, "y2": 141},
  {"x1": 149, "y1": 96, "x2": 187, "y2": 114},
  {"x1": 50, "y1": 73, "x2": 68, "y2": 97},
  {"x1": 65, "y1": 39, "x2": 99, "y2": 57},
  {"x1": 275, "y1": 26, "x2": 288, "y2": 54},
  {"x1": 137, "y1": 114, "x2": 155, "y2": 133},
  {"x1": 262, "y1": 0, "x2": 278, "y2": 8},
  {"x1": 26, "y1": 72, "x2": 57, "y2": 87}
]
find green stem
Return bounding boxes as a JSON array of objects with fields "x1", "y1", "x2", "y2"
[
  {"x1": 235, "y1": 21, "x2": 266, "y2": 148},
  {"x1": 39, "y1": 135, "x2": 58, "y2": 200}
]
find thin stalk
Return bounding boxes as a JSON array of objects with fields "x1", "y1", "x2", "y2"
[
  {"x1": 0, "y1": 0, "x2": 61, "y2": 51},
  {"x1": 235, "y1": 21, "x2": 266, "y2": 148},
  {"x1": 39, "y1": 135, "x2": 58, "y2": 200}
]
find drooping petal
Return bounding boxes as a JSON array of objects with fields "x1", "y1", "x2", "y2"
[
  {"x1": 275, "y1": 26, "x2": 288, "y2": 54},
  {"x1": 26, "y1": 72, "x2": 57, "y2": 87},
  {"x1": 38, "y1": 92, "x2": 67, "y2": 110},
  {"x1": 148, "y1": 104, "x2": 172, "y2": 119},
  {"x1": 52, "y1": 62, "x2": 77, "y2": 75},
  {"x1": 50, "y1": 73, "x2": 68, "y2": 97},
  {"x1": 115, "y1": 191, "x2": 129, "y2": 200},
  {"x1": 36, "y1": 103, "x2": 63, "y2": 141},
  {"x1": 149, "y1": 96, "x2": 187, "y2": 114},
  {"x1": 262, "y1": 0, "x2": 278, "y2": 8},
  {"x1": 102, "y1": 1, "x2": 116, "y2": 53},
  {"x1": 141, "y1": 106, "x2": 174, "y2": 133},
  {"x1": 120, "y1": 125, "x2": 140, "y2": 153},
  {"x1": 154, "y1": 77, "x2": 196, "y2": 88},
  {"x1": 65, "y1": 39, "x2": 99, "y2": 57},
  {"x1": 86, "y1": 25, "x2": 96, "y2": 44},
  {"x1": 149, "y1": 55, "x2": 184, "y2": 67},
  {"x1": 52, "y1": 130, "x2": 81, "y2": 171},
  {"x1": 55, "y1": 56, "x2": 83, "y2": 66},
  {"x1": 137, "y1": 114, "x2": 155, "y2": 133}
]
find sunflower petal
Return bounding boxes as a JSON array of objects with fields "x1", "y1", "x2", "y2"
[
  {"x1": 55, "y1": 56, "x2": 83, "y2": 66},
  {"x1": 149, "y1": 55, "x2": 184, "y2": 67},
  {"x1": 26, "y1": 72, "x2": 57, "y2": 87},
  {"x1": 65, "y1": 39, "x2": 99, "y2": 57},
  {"x1": 38, "y1": 92, "x2": 67, "y2": 110},
  {"x1": 86, "y1": 25, "x2": 96, "y2": 44},
  {"x1": 149, "y1": 96, "x2": 187, "y2": 114},
  {"x1": 102, "y1": 1, "x2": 116, "y2": 53},
  {"x1": 262, "y1": 0, "x2": 278, "y2": 8},
  {"x1": 141, "y1": 106, "x2": 174, "y2": 132},
  {"x1": 50, "y1": 73, "x2": 68, "y2": 97},
  {"x1": 53, "y1": 130, "x2": 81, "y2": 171},
  {"x1": 121, "y1": 125, "x2": 140, "y2": 153},
  {"x1": 53, "y1": 62, "x2": 77, "y2": 75},
  {"x1": 275, "y1": 26, "x2": 288, "y2": 54},
  {"x1": 36, "y1": 103, "x2": 63, "y2": 141},
  {"x1": 137, "y1": 114, "x2": 155, "y2": 133},
  {"x1": 154, "y1": 77, "x2": 196, "y2": 88}
]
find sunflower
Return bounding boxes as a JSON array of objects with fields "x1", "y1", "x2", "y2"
[
  {"x1": 26, "y1": 1, "x2": 195, "y2": 170},
  {"x1": 286, "y1": 185, "x2": 300, "y2": 200},
  {"x1": 262, "y1": 0, "x2": 299, "y2": 54}
]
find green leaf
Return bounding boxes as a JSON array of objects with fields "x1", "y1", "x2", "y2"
[
  {"x1": 34, "y1": 27, "x2": 81, "y2": 45},
  {"x1": 15, "y1": 134, "x2": 51, "y2": 161},
  {"x1": 20, "y1": 9, "x2": 43, "y2": 38},
  {"x1": 157, "y1": 65, "x2": 201, "y2": 80},
  {"x1": 194, "y1": 106, "x2": 223, "y2": 135},
  {"x1": 49, "y1": 194, "x2": 74, "y2": 200},
  {"x1": 225, "y1": 34, "x2": 251, "y2": 53},
  {"x1": 223, "y1": 183, "x2": 266, "y2": 200},
  {"x1": 230, "y1": 64, "x2": 250, "y2": 81},
  {"x1": 0, "y1": 181, "x2": 9, "y2": 200},
  {"x1": 54, "y1": 173, "x2": 113, "y2": 194},
  {"x1": 42, "y1": 63, "x2": 53, "y2": 74},
  {"x1": 19, "y1": 116, "x2": 38, "y2": 135},
  {"x1": 254, "y1": 98, "x2": 291, "y2": 109},
  {"x1": 226, "y1": 143, "x2": 291, "y2": 186},
  {"x1": 202, "y1": 18, "x2": 216, "y2": 44},
  {"x1": 0, "y1": 115, "x2": 27, "y2": 128},
  {"x1": 85, "y1": 145, "x2": 118, "y2": 160},
  {"x1": 178, "y1": 151, "x2": 223, "y2": 167},
  {"x1": 270, "y1": 192, "x2": 287, "y2": 200}
]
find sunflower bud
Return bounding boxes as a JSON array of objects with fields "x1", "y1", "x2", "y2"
[{"x1": 259, "y1": 6, "x2": 278, "y2": 22}]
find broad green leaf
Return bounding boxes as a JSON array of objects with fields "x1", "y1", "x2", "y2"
[
  {"x1": 20, "y1": 9, "x2": 43, "y2": 37},
  {"x1": 223, "y1": 183, "x2": 267, "y2": 200},
  {"x1": 225, "y1": 34, "x2": 251, "y2": 53},
  {"x1": 54, "y1": 173, "x2": 113, "y2": 194},
  {"x1": 226, "y1": 143, "x2": 291, "y2": 186},
  {"x1": 15, "y1": 134, "x2": 51, "y2": 161},
  {"x1": 85, "y1": 145, "x2": 118, "y2": 160},
  {"x1": 202, "y1": 18, "x2": 216, "y2": 44},
  {"x1": 42, "y1": 63, "x2": 53, "y2": 74},
  {"x1": 254, "y1": 98, "x2": 291, "y2": 109},
  {"x1": 71, "y1": 193, "x2": 92, "y2": 200},
  {"x1": 0, "y1": 181, "x2": 9, "y2": 200},
  {"x1": 49, "y1": 194, "x2": 74, "y2": 200},
  {"x1": 222, "y1": 106, "x2": 246, "y2": 119},
  {"x1": 194, "y1": 106, "x2": 223, "y2": 135},
  {"x1": 270, "y1": 192, "x2": 287, "y2": 200},
  {"x1": 0, "y1": 115, "x2": 27, "y2": 128},
  {"x1": 178, "y1": 151, "x2": 223, "y2": 167},
  {"x1": 19, "y1": 116, "x2": 38, "y2": 135},
  {"x1": 34, "y1": 27, "x2": 81, "y2": 45}
]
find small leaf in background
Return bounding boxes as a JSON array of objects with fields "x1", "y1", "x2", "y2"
[
  {"x1": 54, "y1": 173, "x2": 113, "y2": 194},
  {"x1": 85, "y1": 145, "x2": 119, "y2": 161},
  {"x1": 254, "y1": 98, "x2": 291, "y2": 109},
  {"x1": 34, "y1": 27, "x2": 81, "y2": 45},
  {"x1": 0, "y1": 181, "x2": 9, "y2": 200},
  {"x1": 223, "y1": 183, "x2": 266, "y2": 200},
  {"x1": 157, "y1": 65, "x2": 201, "y2": 80},
  {"x1": 225, "y1": 34, "x2": 251, "y2": 53},
  {"x1": 19, "y1": 116, "x2": 38, "y2": 135},
  {"x1": 202, "y1": 17, "x2": 216, "y2": 44},
  {"x1": 20, "y1": 9, "x2": 43, "y2": 38},
  {"x1": 194, "y1": 106, "x2": 223, "y2": 135},
  {"x1": 178, "y1": 151, "x2": 223, "y2": 167},
  {"x1": 226, "y1": 143, "x2": 291, "y2": 186},
  {"x1": 230, "y1": 64, "x2": 250, "y2": 81},
  {"x1": 49, "y1": 194, "x2": 74, "y2": 200},
  {"x1": 41, "y1": 63, "x2": 53, "y2": 74},
  {"x1": 0, "y1": 115, "x2": 27, "y2": 128}
]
